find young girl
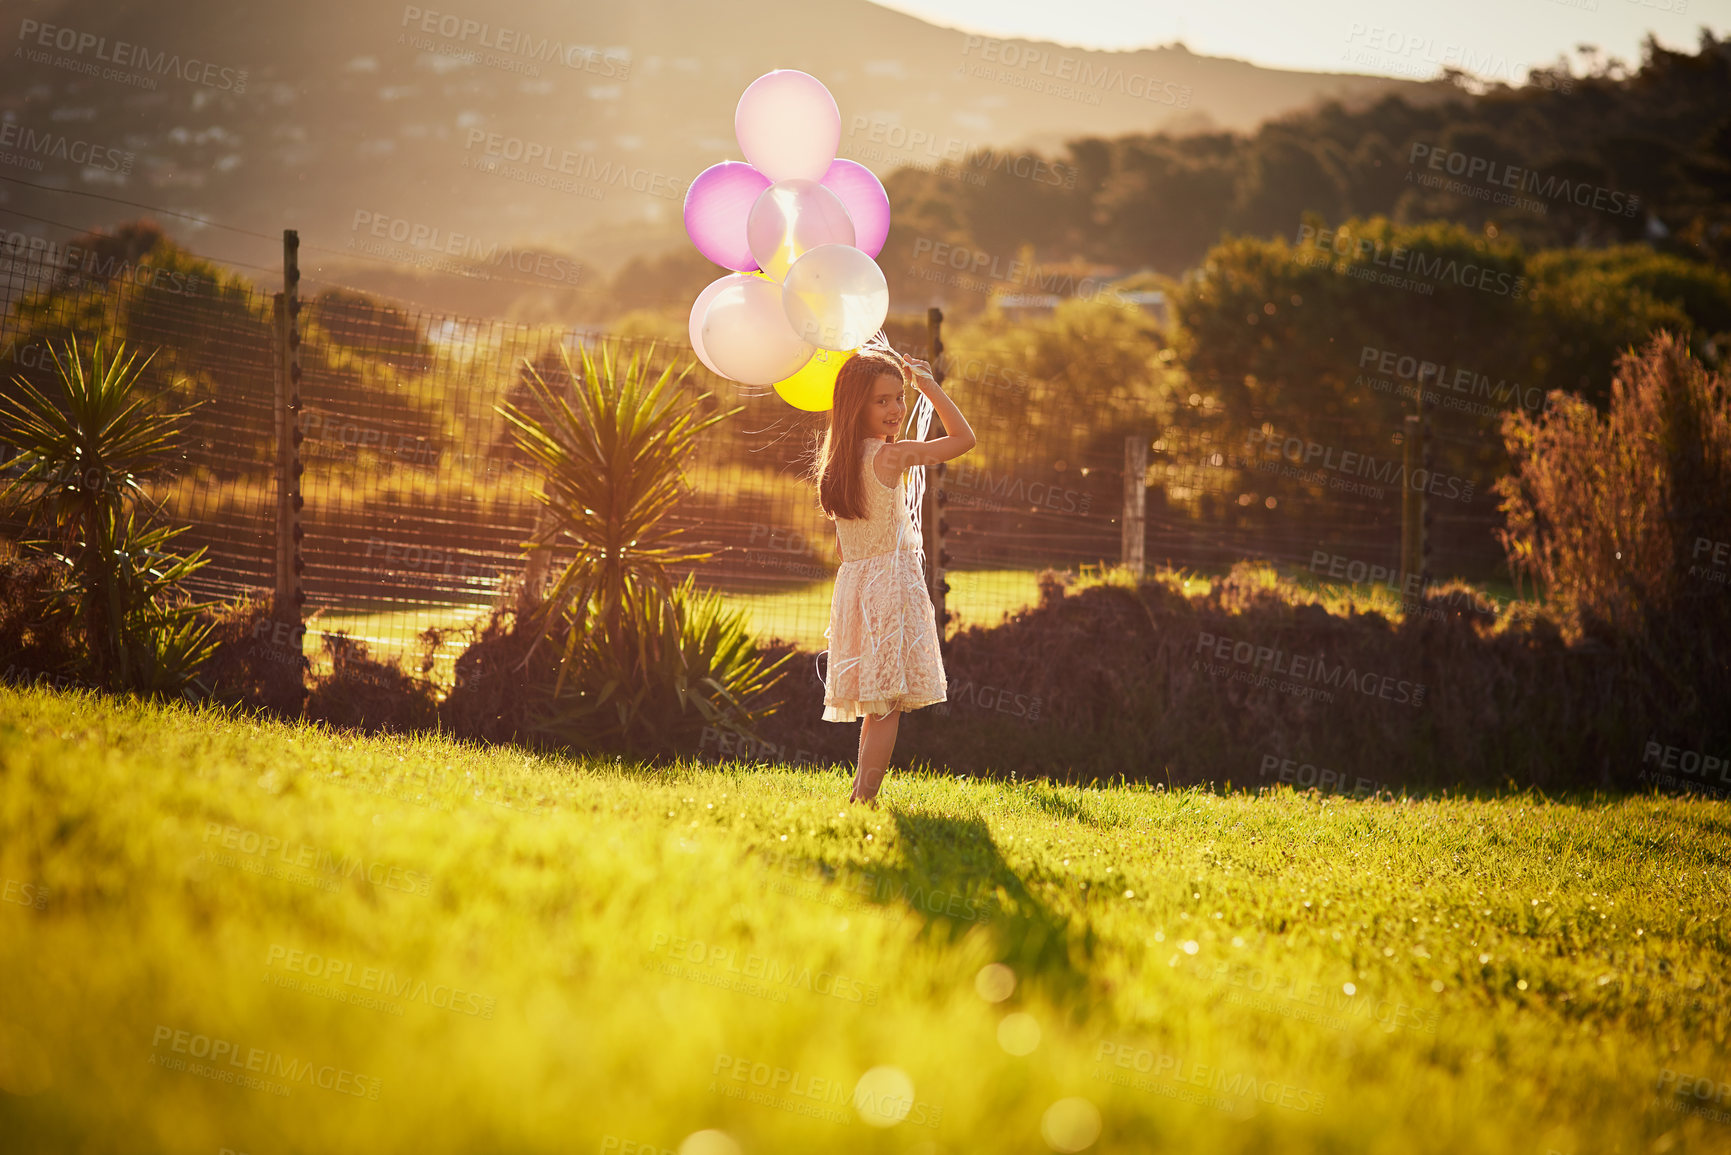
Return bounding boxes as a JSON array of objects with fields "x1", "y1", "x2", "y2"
[{"x1": 810, "y1": 349, "x2": 976, "y2": 805}]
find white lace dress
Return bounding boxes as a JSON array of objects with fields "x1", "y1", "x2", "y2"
[{"x1": 818, "y1": 436, "x2": 948, "y2": 722}]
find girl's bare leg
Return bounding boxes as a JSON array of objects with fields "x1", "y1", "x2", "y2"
[
  {"x1": 850, "y1": 708, "x2": 901, "y2": 804},
  {"x1": 848, "y1": 715, "x2": 869, "y2": 798}
]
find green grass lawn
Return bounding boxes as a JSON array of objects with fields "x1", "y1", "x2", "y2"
[
  {"x1": 727, "y1": 568, "x2": 1052, "y2": 650},
  {"x1": 300, "y1": 569, "x2": 1059, "y2": 679},
  {"x1": 4, "y1": 684, "x2": 1723, "y2": 1153},
  {"x1": 301, "y1": 602, "x2": 496, "y2": 687},
  {"x1": 296, "y1": 566, "x2": 1536, "y2": 689}
]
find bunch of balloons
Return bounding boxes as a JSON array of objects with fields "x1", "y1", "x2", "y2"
[{"x1": 683, "y1": 69, "x2": 892, "y2": 411}]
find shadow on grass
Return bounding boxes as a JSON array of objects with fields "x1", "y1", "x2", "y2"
[
  {"x1": 751, "y1": 807, "x2": 1091, "y2": 1002},
  {"x1": 844, "y1": 809, "x2": 1091, "y2": 1004},
  {"x1": 1027, "y1": 787, "x2": 1116, "y2": 826}
]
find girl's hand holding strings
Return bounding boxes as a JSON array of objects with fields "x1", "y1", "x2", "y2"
[
  {"x1": 903, "y1": 356, "x2": 940, "y2": 393},
  {"x1": 886, "y1": 350, "x2": 977, "y2": 466}
]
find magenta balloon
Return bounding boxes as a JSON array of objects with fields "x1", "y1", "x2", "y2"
[
  {"x1": 684, "y1": 161, "x2": 772, "y2": 271},
  {"x1": 820, "y1": 159, "x2": 891, "y2": 259}
]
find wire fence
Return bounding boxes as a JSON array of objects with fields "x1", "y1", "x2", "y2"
[{"x1": 0, "y1": 233, "x2": 1509, "y2": 690}]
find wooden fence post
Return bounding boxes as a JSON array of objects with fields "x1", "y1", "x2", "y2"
[
  {"x1": 921, "y1": 306, "x2": 950, "y2": 641},
  {"x1": 1400, "y1": 413, "x2": 1423, "y2": 600},
  {"x1": 1419, "y1": 389, "x2": 1433, "y2": 591},
  {"x1": 271, "y1": 230, "x2": 305, "y2": 700},
  {"x1": 1122, "y1": 435, "x2": 1147, "y2": 578}
]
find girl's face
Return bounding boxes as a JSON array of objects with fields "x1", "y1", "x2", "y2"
[{"x1": 866, "y1": 371, "x2": 906, "y2": 438}]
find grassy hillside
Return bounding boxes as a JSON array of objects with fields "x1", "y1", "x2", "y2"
[{"x1": 0, "y1": 684, "x2": 1725, "y2": 1153}]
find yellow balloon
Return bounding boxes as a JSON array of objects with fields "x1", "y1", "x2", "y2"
[{"x1": 773, "y1": 346, "x2": 854, "y2": 411}]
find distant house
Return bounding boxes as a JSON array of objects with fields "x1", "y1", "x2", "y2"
[
  {"x1": 995, "y1": 293, "x2": 1064, "y2": 314},
  {"x1": 1117, "y1": 290, "x2": 1169, "y2": 325},
  {"x1": 996, "y1": 288, "x2": 1168, "y2": 326}
]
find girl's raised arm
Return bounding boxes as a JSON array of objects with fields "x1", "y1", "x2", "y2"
[{"x1": 878, "y1": 357, "x2": 976, "y2": 475}]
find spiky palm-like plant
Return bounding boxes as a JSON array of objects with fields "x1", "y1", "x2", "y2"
[
  {"x1": 496, "y1": 339, "x2": 788, "y2": 752},
  {"x1": 499, "y1": 340, "x2": 733, "y2": 678},
  {"x1": 0, "y1": 335, "x2": 216, "y2": 696},
  {"x1": 544, "y1": 572, "x2": 793, "y2": 756}
]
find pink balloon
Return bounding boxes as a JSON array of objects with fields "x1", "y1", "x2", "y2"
[
  {"x1": 747, "y1": 179, "x2": 856, "y2": 283},
  {"x1": 819, "y1": 159, "x2": 891, "y2": 259},
  {"x1": 735, "y1": 70, "x2": 840, "y2": 183},
  {"x1": 701, "y1": 277, "x2": 815, "y2": 386},
  {"x1": 688, "y1": 274, "x2": 738, "y2": 375},
  {"x1": 684, "y1": 161, "x2": 772, "y2": 271}
]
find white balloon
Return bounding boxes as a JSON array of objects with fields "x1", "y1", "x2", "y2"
[
  {"x1": 687, "y1": 275, "x2": 736, "y2": 376},
  {"x1": 701, "y1": 276, "x2": 815, "y2": 385},
  {"x1": 781, "y1": 244, "x2": 890, "y2": 352},
  {"x1": 747, "y1": 180, "x2": 856, "y2": 283},
  {"x1": 734, "y1": 69, "x2": 840, "y2": 182}
]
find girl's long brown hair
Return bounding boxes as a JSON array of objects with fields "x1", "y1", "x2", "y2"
[{"x1": 808, "y1": 351, "x2": 909, "y2": 521}]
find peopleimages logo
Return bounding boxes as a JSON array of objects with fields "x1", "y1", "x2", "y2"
[
  {"x1": 1641, "y1": 738, "x2": 1731, "y2": 789},
  {"x1": 933, "y1": 677, "x2": 1044, "y2": 724},
  {"x1": 946, "y1": 460, "x2": 1094, "y2": 515},
  {"x1": 647, "y1": 931, "x2": 880, "y2": 1006},
  {"x1": 0, "y1": 122, "x2": 132, "y2": 174},
  {"x1": 1195, "y1": 630, "x2": 1428, "y2": 707},
  {"x1": 201, "y1": 822, "x2": 434, "y2": 896},
  {"x1": 348, "y1": 210, "x2": 585, "y2": 285},
  {"x1": 150, "y1": 1024, "x2": 382, "y2": 1099},
  {"x1": 1204, "y1": 957, "x2": 1441, "y2": 1035},
  {"x1": 460, "y1": 130, "x2": 686, "y2": 200},
  {"x1": 844, "y1": 116, "x2": 1079, "y2": 188},
  {"x1": 1341, "y1": 24, "x2": 1574, "y2": 93},
  {"x1": 1294, "y1": 224, "x2": 1526, "y2": 300},
  {"x1": 16, "y1": 19, "x2": 248, "y2": 92},
  {"x1": 1243, "y1": 427, "x2": 1476, "y2": 503},
  {"x1": 363, "y1": 538, "x2": 492, "y2": 584},
  {"x1": 755, "y1": 846, "x2": 998, "y2": 925},
  {"x1": 710, "y1": 1053, "x2": 944, "y2": 1129},
  {"x1": 698, "y1": 724, "x2": 820, "y2": 767},
  {"x1": 1092, "y1": 1040, "x2": 1327, "y2": 1115},
  {"x1": 1691, "y1": 536, "x2": 1729, "y2": 587},
  {"x1": 1408, "y1": 143, "x2": 1639, "y2": 217},
  {"x1": 909, "y1": 238, "x2": 1124, "y2": 303},
  {"x1": 398, "y1": 7, "x2": 629, "y2": 77},
  {"x1": 958, "y1": 35, "x2": 1192, "y2": 107},
  {"x1": 1356, "y1": 344, "x2": 1548, "y2": 418},
  {"x1": 1259, "y1": 753, "x2": 1388, "y2": 798},
  {"x1": 1, "y1": 878, "x2": 49, "y2": 910},
  {"x1": 1307, "y1": 549, "x2": 1426, "y2": 598},
  {"x1": 265, "y1": 944, "x2": 497, "y2": 1018}
]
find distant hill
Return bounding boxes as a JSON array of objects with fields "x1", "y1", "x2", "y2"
[{"x1": 0, "y1": 0, "x2": 1431, "y2": 311}]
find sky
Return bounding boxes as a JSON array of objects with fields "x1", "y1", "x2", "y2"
[{"x1": 868, "y1": 0, "x2": 1729, "y2": 82}]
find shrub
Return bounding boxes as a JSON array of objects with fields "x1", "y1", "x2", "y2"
[
  {"x1": 303, "y1": 631, "x2": 439, "y2": 734},
  {"x1": 439, "y1": 605, "x2": 547, "y2": 746},
  {"x1": 0, "y1": 336, "x2": 219, "y2": 699},
  {"x1": 193, "y1": 597, "x2": 309, "y2": 717},
  {"x1": 1496, "y1": 330, "x2": 1731, "y2": 730},
  {"x1": 0, "y1": 537, "x2": 80, "y2": 686},
  {"x1": 441, "y1": 576, "x2": 791, "y2": 760},
  {"x1": 533, "y1": 573, "x2": 791, "y2": 759}
]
